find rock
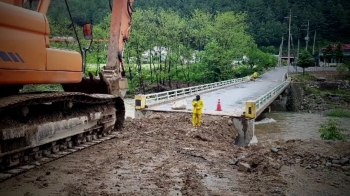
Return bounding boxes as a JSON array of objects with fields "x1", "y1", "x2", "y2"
[
  {"x1": 326, "y1": 162, "x2": 332, "y2": 167},
  {"x1": 238, "y1": 162, "x2": 251, "y2": 173},
  {"x1": 332, "y1": 159, "x2": 341, "y2": 165},
  {"x1": 316, "y1": 77, "x2": 326, "y2": 82},
  {"x1": 99, "y1": 183, "x2": 108, "y2": 189},
  {"x1": 271, "y1": 162, "x2": 281, "y2": 170},
  {"x1": 227, "y1": 119, "x2": 233, "y2": 126},
  {"x1": 251, "y1": 156, "x2": 264, "y2": 166},
  {"x1": 306, "y1": 165, "x2": 312, "y2": 169},
  {"x1": 148, "y1": 114, "x2": 164, "y2": 119},
  {"x1": 271, "y1": 148, "x2": 279, "y2": 153},
  {"x1": 295, "y1": 159, "x2": 301, "y2": 164},
  {"x1": 229, "y1": 158, "x2": 238, "y2": 165},
  {"x1": 340, "y1": 158, "x2": 349, "y2": 165},
  {"x1": 342, "y1": 166, "x2": 350, "y2": 171},
  {"x1": 319, "y1": 82, "x2": 339, "y2": 90},
  {"x1": 125, "y1": 116, "x2": 133, "y2": 121},
  {"x1": 36, "y1": 176, "x2": 45, "y2": 181}
]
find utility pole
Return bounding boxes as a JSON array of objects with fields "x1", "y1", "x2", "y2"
[
  {"x1": 285, "y1": 10, "x2": 292, "y2": 74},
  {"x1": 297, "y1": 39, "x2": 299, "y2": 72},
  {"x1": 312, "y1": 31, "x2": 316, "y2": 55},
  {"x1": 305, "y1": 20, "x2": 309, "y2": 51},
  {"x1": 278, "y1": 36, "x2": 284, "y2": 67}
]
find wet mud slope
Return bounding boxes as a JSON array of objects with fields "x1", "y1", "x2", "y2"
[
  {"x1": 0, "y1": 112, "x2": 350, "y2": 196},
  {"x1": 0, "y1": 113, "x2": 241, "y2": 196}
]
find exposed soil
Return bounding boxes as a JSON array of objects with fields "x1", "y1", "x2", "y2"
[{"x1": 0, "y1": 112, "x2": 349, "y2": 196}]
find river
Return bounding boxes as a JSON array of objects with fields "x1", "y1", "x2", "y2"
[{"x1": 255, "y1": 112, "x2": 350, "y2": 145}]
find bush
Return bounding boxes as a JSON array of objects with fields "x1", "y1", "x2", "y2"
[
  {"x1": 318, "y1": 119, "x2": 346, "y2": 141},
  {"x1": 325, "y1": 109, "x2": 350, "y2": 118}
]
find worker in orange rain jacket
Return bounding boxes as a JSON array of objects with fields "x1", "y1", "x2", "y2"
[{"x1": 191, "y1": 95, "x2": 204, "y2": 127}]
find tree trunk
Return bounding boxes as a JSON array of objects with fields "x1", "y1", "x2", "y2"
[
  {"x1": 149, "y1": 48, "x2": 152, "y2": 83},
  {"x1": 168, "y1": 48, "x2": 172, "y2": 89}
]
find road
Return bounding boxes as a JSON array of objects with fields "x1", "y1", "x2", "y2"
[{"x1": 148, "y1": 67, "x2": 288, "y2": 116}]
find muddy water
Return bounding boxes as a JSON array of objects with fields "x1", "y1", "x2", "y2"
[{"x1": 255, "y1": 112, "x2": 350, "y2": 145}]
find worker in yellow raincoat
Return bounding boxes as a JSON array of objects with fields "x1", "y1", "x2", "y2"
[
  {"x1": 192, "y1": 95, "x2": 204, "y2": 127},
  {"x1": 253, "y1": 72, "x2": 258, "y2": 79}
]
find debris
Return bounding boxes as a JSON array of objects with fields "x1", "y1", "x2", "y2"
[
  {"x1": 238, "y1": 162, "x2": 251, "y2": 173},
  {"x1": 229, "y1": 158, "x2": 238, "y2": 165}
]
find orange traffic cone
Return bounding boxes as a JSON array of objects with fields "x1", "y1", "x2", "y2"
[{"x1": 216, "y1": 99, "x2": 222, "y2": 111}]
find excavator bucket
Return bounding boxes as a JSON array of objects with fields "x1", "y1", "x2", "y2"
[{"x1": 62, "y1": 72, "x2": 128, "y2": 98}]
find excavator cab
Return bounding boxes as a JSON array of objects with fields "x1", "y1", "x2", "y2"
[{"x1": 0, "y1": 0, "x2": 133, "y2": 98}]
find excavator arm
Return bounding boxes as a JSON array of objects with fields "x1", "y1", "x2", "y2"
[
  {"x1": 62, "y1": 0, "x2": 134, "y2": 98},
  {"x1": 101, "y1": 0, "x2": 134, "y2": 96}
]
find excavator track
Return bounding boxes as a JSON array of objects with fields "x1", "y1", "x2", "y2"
[{"x1": 0, "y1": 92, "x2": 125, "y2": 183}]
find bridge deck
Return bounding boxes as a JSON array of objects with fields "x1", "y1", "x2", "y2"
[{"x1": 146, "y1": 67, "x2": 287, "y2": 117}]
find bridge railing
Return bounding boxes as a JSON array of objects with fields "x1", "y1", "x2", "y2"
[
  {"x1": 245, "y1": 77, "x2": 291, "y2": 119},
  {"x1": 141, "y1": 76, "x2": 249, "y2": 107}
]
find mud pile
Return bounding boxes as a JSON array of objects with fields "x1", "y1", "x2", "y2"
[
  {"x1": 231, "y1": 140, "x2": 350, "y2": 175},
  {"x1": 123, "y1": 112, "x2": 239, "y2": 145}
]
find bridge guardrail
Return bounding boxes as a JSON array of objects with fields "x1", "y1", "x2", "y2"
[
  {"x1": 135, "y1": 76, "x2": 250, "y2": 109},
  {"x1": 245, "y1": 77, "x2": 291, "y2": 119}
]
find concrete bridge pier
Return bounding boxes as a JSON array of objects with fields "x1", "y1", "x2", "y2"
[{"x1": 232, "y1": 116, "x2": 255, "y2": 146}]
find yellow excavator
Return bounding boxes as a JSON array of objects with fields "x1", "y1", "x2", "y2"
[{"x1": 0, "y1": 0, "x2": 134, "y2": 169}]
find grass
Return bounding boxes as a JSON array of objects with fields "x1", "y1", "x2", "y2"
[
  {"x1": 319, "y1": 119, "x2": 346, "y2": 141},
  {"x1": 325, "y1": 109, "x2": 350, "y2": 118},
  {"x1": 291, "y1": 73, "x2": 317, "y2": 82}
]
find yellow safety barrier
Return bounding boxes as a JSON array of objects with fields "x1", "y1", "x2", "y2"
[
  {"x1": 134, "y1": 94, "x2": 146, "y2": 110},
  {"x1": 245, "y1": 101, "x2": 256, "y2": 119}
]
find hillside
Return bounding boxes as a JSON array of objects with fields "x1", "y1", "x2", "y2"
[{"x1": 47, "y1": 0, "x2": 350, "y2": 48}]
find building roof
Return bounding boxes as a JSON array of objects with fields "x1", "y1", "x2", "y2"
[{"x1": 321, "y1": 44, "x2": 350, "y2": 50}]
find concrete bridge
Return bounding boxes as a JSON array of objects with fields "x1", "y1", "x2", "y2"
[{"x1": 134, "y1": 66, "x2": 291, "y2": 146}]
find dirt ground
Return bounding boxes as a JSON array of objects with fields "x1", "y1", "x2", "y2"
[{"x1": 0, "y1": 112, "x2": 350, "y2": 196}]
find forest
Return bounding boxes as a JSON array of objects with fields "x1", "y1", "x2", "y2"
[{"x1": 42, "y1": 0, "x2": 349, "y2": 95}]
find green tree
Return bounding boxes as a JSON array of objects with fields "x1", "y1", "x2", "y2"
[
  {"x1": 334, "y1": 43, "x2": 344, "y2": 66},
  {"x1": 323, "y1": 44, "x2": 334, "y2": 66},
  {"x1": 297, "y1": 50, "x2": 314, "y2": 74}
]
